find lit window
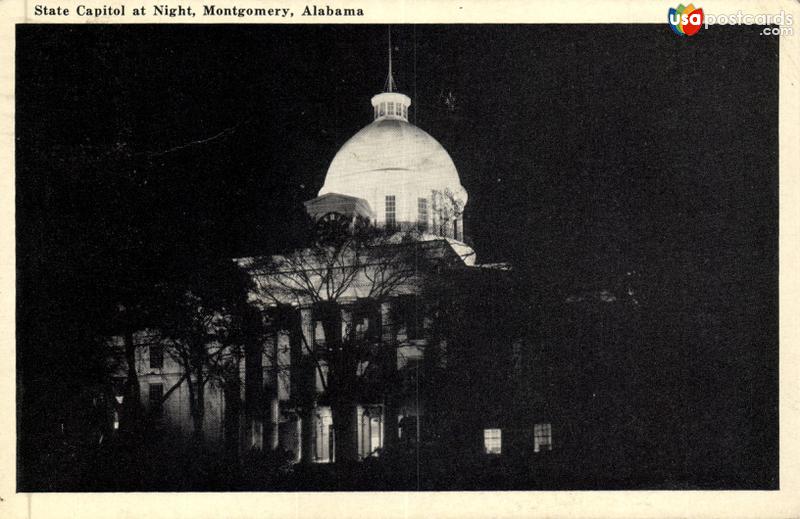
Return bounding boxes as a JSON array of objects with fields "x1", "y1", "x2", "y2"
[
  {"x1": 360, "y1": 407, "x2": 384, "y2": 458},
  {"x1": 251, "y1": 420, "x2": 264, "y2": 450},
  {"x1": 379, "y1": 103, "x2": 386, "y2": 117},
  {"x1": 149, "y1": 344, "x2": 163, "y2": 369},
  {"x1": 314, "y1": 412, "x2": 334, "y2": 463},
  {"x1": 417, "y1": 198, "x2": 428, "y2": 231},
  {"x1": 484, "y1": 428, "x2": 502, "y2": 454},
  {"x1": 534, "y1": 423, "x2": 552, "y2": 453},
  {"x1": 370, "y1": 416, "x2": 381, "y2": 453},
  {"x1": 385, "y1": 195, "x2": 396, "y2": 229},
  {"x1": 149, "y1": 383, "x2": 164, "y2": 414}
]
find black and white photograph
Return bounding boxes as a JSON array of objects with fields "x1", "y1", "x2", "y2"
[{"x1": 14, "y1": 18, "x2": 781, "y2": 496}]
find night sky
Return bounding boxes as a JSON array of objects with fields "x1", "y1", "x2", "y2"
[{"x1": 17, "y1": 24, "x2": 778, "y2": 487}]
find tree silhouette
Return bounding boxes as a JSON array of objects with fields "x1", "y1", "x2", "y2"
[
  {"x1": 240, "y1": 217, "x2": 463, "y2": 462},
  {"x1": 154, "y1": 259, "x2": 257, "y2": 442}
]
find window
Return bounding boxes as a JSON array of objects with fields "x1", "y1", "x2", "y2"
[
  {"x1": 149, "y1": 344, "x2": 163, "y2": 369},
  {"x1": 484, "y1": 428, "x2": 502, "y2": 454},
  {"x1": 385, "y1": 195, "x2": 396, "y2": 229},
  {"x1": 374, "y1": 106, "x2": 378, "y2": 119},
  {"x1": 352, "y1": 314, "x2": 369, "y2": 341},
  {"x1": 400, "y1": 416, "x2": 419, "y2": 442},
  {"x1": 388, "y1": 102, "x2": 394, "y2": 115},
  {"x1": 417, "y1": 198, "x2": 428, "y2": 231},
  {"x1": 379, "y1": 103, "x2": 386, "y2": 117},
  {"x1": 351, "y1": 314, "x2": 380, "y2": 341},
  {"x1": 314, "y1": 412, "x2": 334, "y2": 463},
  {"x1": 313, "y1": 320, "x2": 326, "y2": 346},
  {"x1": 111, "y1": 376, "x2": 125, "y2": 401},
  {"x1": 534, "y1": 423, "x2": 552, "y2": 453},
  {"x1": 360, "y1": 407, "x2": 383, "y2": 458},
  {"x1": 149, "y1": 383, "x2": 164, "y2": 414},
  {"x1": 511, "y1": 340, "x2": 523, "y2": 379},
  {"x1": 403, "y1": 105, "x2": 408, "y2": 119},
  {"x1": 396, "y1": 295, "x2": 422, "y2": 340},
  {"x1": 251, "y1": 420, "x2": 264, "y2": 450},
  {"x1": 352, "y1": 305, "x2": 380, "y2": 342},
  {"x1": 370, "y1": 416, "x2": 381, "y2": 454}
]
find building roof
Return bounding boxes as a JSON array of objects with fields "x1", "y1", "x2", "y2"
[
  {"x1": 318, "y1": 117, "x2": 468, "y2": 207},
  {"x1": 303, "y1": 193, "x2": 375, "y2": 221}
]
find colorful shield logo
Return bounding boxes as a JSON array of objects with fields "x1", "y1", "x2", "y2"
[{"x1": 668, "y1": 4, "x2": 704, "y2": 36}]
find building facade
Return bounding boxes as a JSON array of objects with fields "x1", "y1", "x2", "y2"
[{"x1": 115, "y1": 69, "x2": 553, "y2": 465}]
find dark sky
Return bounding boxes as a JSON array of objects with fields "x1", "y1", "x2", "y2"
[
  {"x1": 16, "y1": 24, "x2": 778, "y2": 487},
  {"x1": 16, "y1": 24, "x2": 779, "y2": 263}
]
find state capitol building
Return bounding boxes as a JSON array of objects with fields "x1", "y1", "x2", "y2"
[{"x1": 114, "y1": 56, "x2": 557, "y2": 468}]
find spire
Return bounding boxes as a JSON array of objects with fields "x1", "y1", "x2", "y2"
[
  {"x1": 371, "y1": 27, "x2": 411, "y2": 122},
  {"x1": 384, "y1": 27, "x2": 397, "y2": 93}
]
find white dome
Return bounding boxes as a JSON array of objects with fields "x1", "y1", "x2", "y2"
[{"x1": 319, "y1": 118, "x2": 468, "y2": 229}]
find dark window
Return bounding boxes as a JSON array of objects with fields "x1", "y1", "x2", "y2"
[
  {"x1": 352, "y1": 304, "x2": 380, "y2": 342},
  {"x1": 111, "y1": 376, "x2": 125, "y2": 398},
  {"x1": 353, "y1": 314, "x2": 369, "y2": 341},
  {"x1": 397, "y1": 295, "x2": 422, "y2": 340},
  {"x1": 399, "y1": 416, "x2": 419, "y2": 442},
  {"x1": 417, "y1": 198, "x2": 428, "y2": 231},
  {"x1": 149, "y1": 344, "x2": 163, "y2": 369},
  {"x1": 385, "y1": 195, "x2": 396, "y2": 229},
  {"x1": 511, "y1": 341, "x2": 523, "y2": 379},
  {"x1": 149, "y1": 383, "x2": 164, "y2": 414}
]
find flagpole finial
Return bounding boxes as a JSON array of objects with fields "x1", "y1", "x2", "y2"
[
  {"x1": 385, "y1": 26, "x2": 397, "y2": 93},
  {"x1": 371, "y1": 26, "x2": 410, "y2": 121}
]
